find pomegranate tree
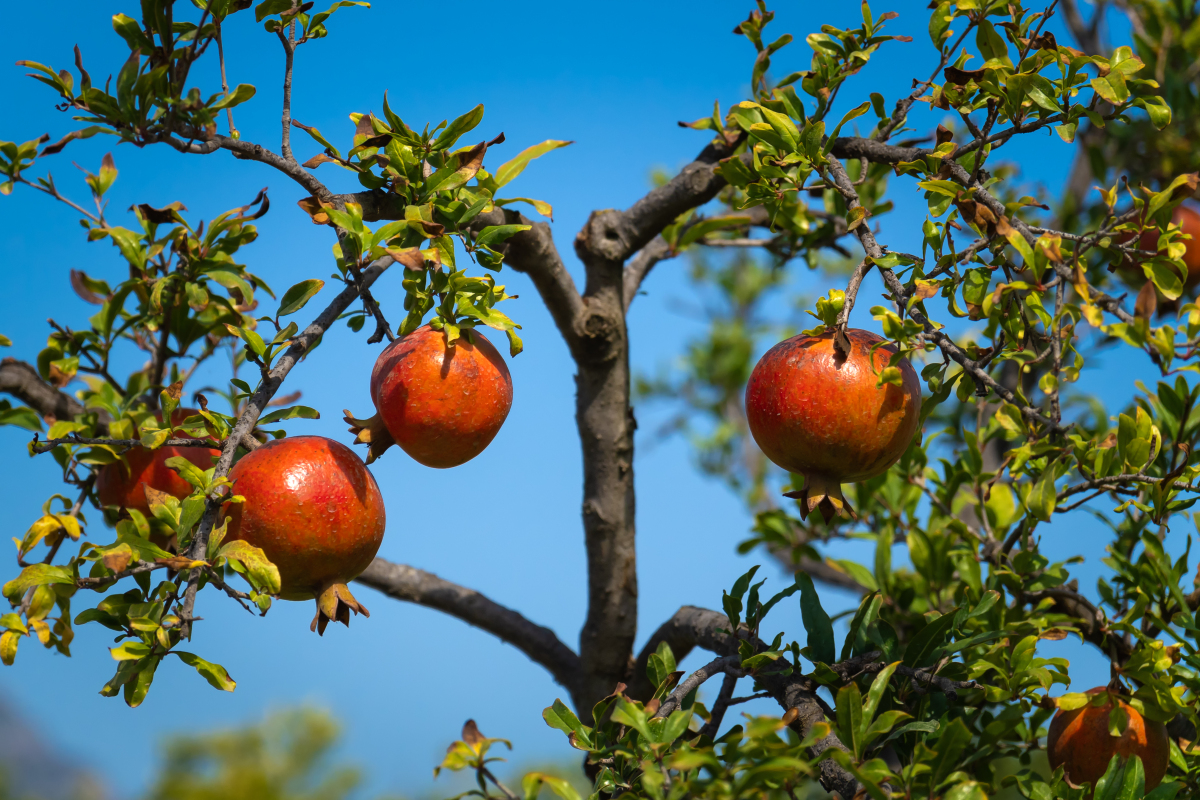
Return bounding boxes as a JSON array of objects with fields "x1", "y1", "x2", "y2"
[
  {"x1": 95, "y1": 408, "x2": 220, "y2": 514},
  {"x1": 223, "y1": 436, "x2": 386, "y2": 635},
  {"x1": 345, "y1": 325, "x2": 513, "y2": 468},
  {"x1": 1048, "y1": 687, "x2": 1170, "y2": 791},
  {"x1": 745, "y1": 328, "x2": 921, "y2": 522}
]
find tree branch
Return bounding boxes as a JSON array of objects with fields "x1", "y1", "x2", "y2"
[
  {"x1": 622, "y1": 237, "x2": 673, "y2": 313},
  {"x1": 356, "y1": 558, "x2": 582, "y2": 697},
  {"x1": 576, "y1": 139, "x2": 743, "y2": 281},
  {"x1": 277, "y1": 21, "x2": 297, "y2": 163},
  {"x1": 633, "y1": 606, "x2": 860, "y2": 799},
  {"x1": 1023, "y1": 586, "x2": 1131, "y2": 662},
  {"x1": 148, "y1": 125, "x2": 332, "y2": 202},
  {"x1": 0, "y1": 358, "x2": 88, "y2": 424},
  {"x1": 652, "y1": 654, "x2": 742, "y2": 720},
  {"x1": 470, "y1": 208, "x2": 584, "y2": 354}
]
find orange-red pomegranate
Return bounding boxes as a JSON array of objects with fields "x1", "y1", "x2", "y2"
[
  {"x1": 223, "y1": 436, "x2": 386, "y2": 634},
  {"x1": 1048, "y1": 687, "x2": 1169, "y2": 791},
  {"x1": 745, "y1": 329, "x2": 921, "y2": 521},
  {"x1": 345, "y1": 324, "x2": 512, "y2": 468},
  {"x1": 96, "y1": 408, "x2": 219, "y2": 513}
]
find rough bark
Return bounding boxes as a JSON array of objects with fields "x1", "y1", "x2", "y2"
[
  {"x1": 0, "y1": 359, "x2": 89, "y2": 424},
  {"x1": 634, "y1": 606, "x2": 861, "y2": 799}
]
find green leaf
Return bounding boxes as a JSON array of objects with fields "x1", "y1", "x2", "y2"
[
  {"x1": 796, "y1": 572, "x2": 835, "y2": 664},
  {"x1": 306, "y1": 1, "x2": 370, "y2": 34},
  {"x1": 521, "y1": 773, "x2": 582, "y2": 800},
  {"x1": 609, "y1": 698, "x2": 652, "y2": 740},
  {"x1": 431, "y1": 104, "x2": 485, "y2": 151},
  {"x1": 0, "y1": 403, "x2": 43, "y2": 432},
  {"x1": 824, "y1": 101, "x2": 871, "y2": 153},
  {"x1": 218, "y1": 540, "x2": 281, "y2": 594},
  {"x1": 495, "y1": 197, "x2": 553, "y2": 219},
  {"x1": 277, "y1": 279, "x2": 325, "y2": 317},
  {"x1": 903, "y1": 611, "x2": 958, "y2": 668},
  {"x1": 494, "y1": 140, "x2": 573, "y2": 188},
  {"x1": 255, "y1": 0, "x2": 298, "y2": 20},
  {"x1": 204, "y1": 266, "x2": 255, "y2": 306},
  {"x1": 175, "y1": 651, "x2": 237, "y2": 691},
  {"x1": 257, "y1": 405, "x2": 320, "y2": 425},
  {"x1": 842, "y1": 592, "x2": 882, "y2": 660},
  {"x1": 542, "y1": 699, "x2": 592, "y2": 748},
  {"x1": 1028, "y1": 467, "x2": 1058, "y2": 521},
  {"x1": 110, "y1": 641, "x2": 151, "y2": 660},
  {"x1": 209, "y1": 84, "x2": 256, "y2": 111},
  {"x1": 112, "y1": 13, "x2": 154, "y2": 51},
  {"x1": 835, "y1": 681, "x2": 863, "y2": 759},
  {"x1": 164, "y1": 456, "x2": 208, "y2": 490},
  {"x1": 3, "y1": 564, "x2": 74, "y2": 601},
  {"x1": 928, "y1": 718, "x2": 972, "y2": 788},
  {"x1": 861, "y1": 661, "x2": 900, "y2": 731},
  {"x1": 475, "y1": 224, "x2": 531, "y2": 251}
]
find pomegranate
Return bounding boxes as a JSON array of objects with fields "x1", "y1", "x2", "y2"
[
  {"x1": 96, "y1": 408, "x2": 219, "y2": 513},
  {"x1": 745, "y1": 328, "x2": 921, "y2": 522},
  {"x1": 223, "y1": 435, "x2": 386, "y2": 634},
  {"x1": 1048, "y1": 687, "x2": 1169, "y2": 791},
  {"x1": 344, "y1": 324, "x2": 512, "y2": 468}
]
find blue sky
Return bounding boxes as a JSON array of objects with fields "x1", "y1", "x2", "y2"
[{"x1": 0, "y1": 1, "x2": 1166, "y2": 798}]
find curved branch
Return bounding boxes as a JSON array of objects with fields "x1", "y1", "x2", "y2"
[
  {"x1": 652, "y1": 654, "x2": 742, "y2": 719},
  {"x1": 470, "y1": 208, "x2": 585, "y2": 353},
  {"x1": 623, "y1": 237, "x2": 673, "y2": 312},
  {"x1": 576, "y1": 140, "x2": 743, "y2": 278},
  {"x1": 356, "y1": 558, "x2": 582, "y2": 697},
  {"x1": 148, "y1": 126, "x2": 332, "y2": 202},
  {"x1": 623, "y1": 205, "x2": 773, "y2": 311},
  {"x1": 633, "y1": 606, "x2": 860, "y2": 799}
]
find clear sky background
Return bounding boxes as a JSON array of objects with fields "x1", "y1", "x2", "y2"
[{"x1": 0, "y1": 1, "x2": 1165, "y2": 798}]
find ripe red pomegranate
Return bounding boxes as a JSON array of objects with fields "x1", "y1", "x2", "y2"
[
  {"x1": 223, "y1": 435, "x2": 386, "y2": 634},
  {"x1": 1048, "y1": 687, "x2": 1169, "y2": 791},
  {"x1": 345, "y1": 324, "x2": 512, "y2": 468},
  {"x1": 96, "y1": 408, "x2": 219, "y2": 513},
  {"x1": 745, "y1": 329, "x2": 921, "y2": 521}
]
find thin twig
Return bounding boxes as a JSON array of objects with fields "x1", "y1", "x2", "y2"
[
  {"x1": 697, "y1": 671, "x2": 739, "y2": 739},
  {"x1": 214, "y1": 16, "x2": 237, "y2": 138},
  {"x1": 31, "y1": 433, "x2": 224, "y2": 455},
  {"x1": 654, "y1": 655, "x2": 744, "y2": 720},
  {"x1": 277, "y1": 19, "x2": 297, "y2": 162}
]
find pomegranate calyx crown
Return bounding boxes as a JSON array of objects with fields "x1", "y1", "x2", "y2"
[
  {"x1": 784, "y1": 474, "x2": 858, "y2": 524},
  {"x1": 343, "y1": 409, "x2": 396, "y2": 464},
  {"x1": 311, "y1": 581, "x2": 371, "y2": 636}
]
